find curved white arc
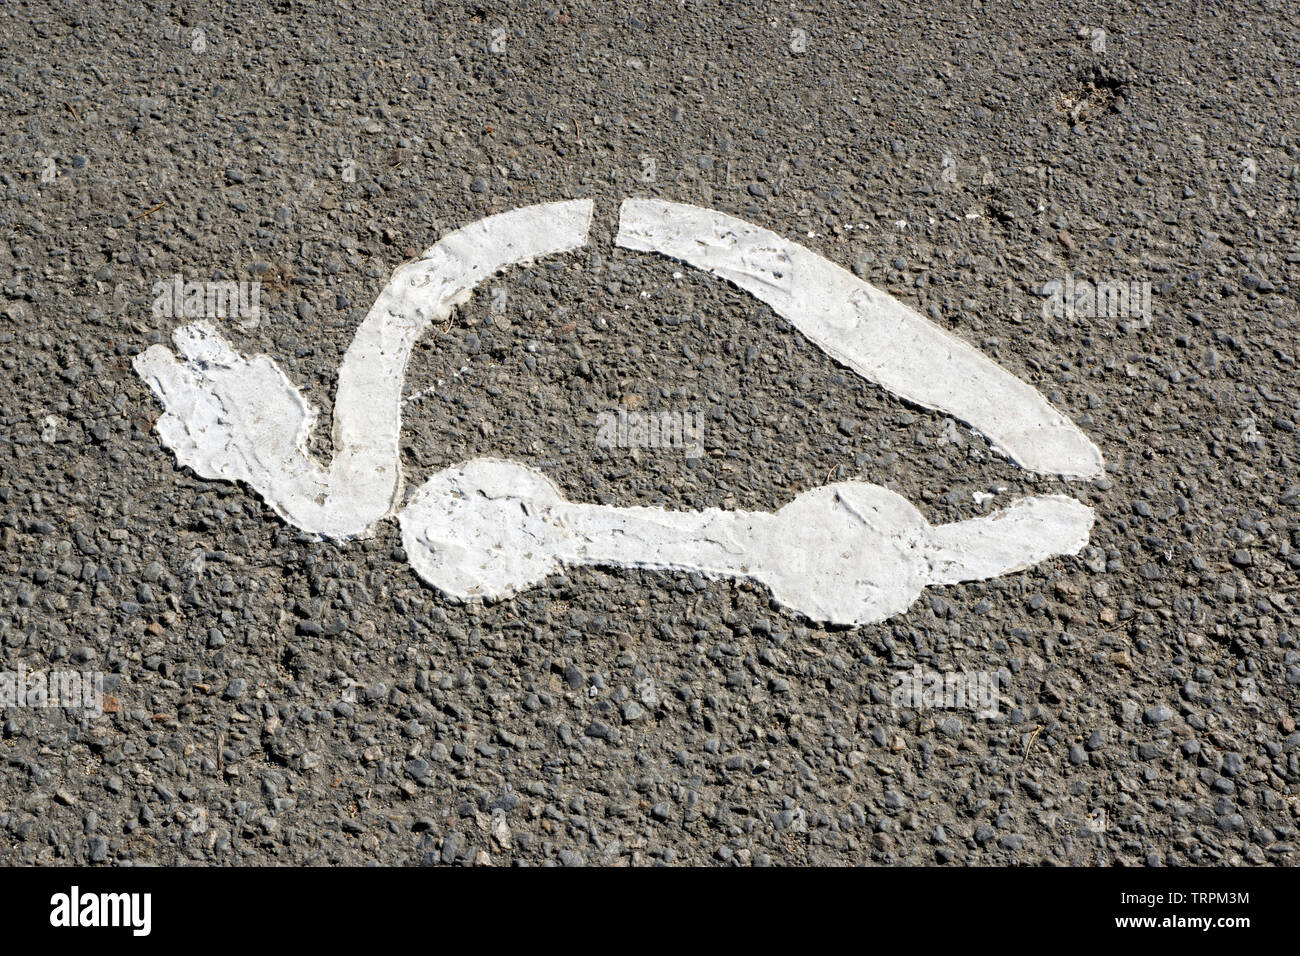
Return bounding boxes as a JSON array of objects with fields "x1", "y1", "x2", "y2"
[
  {"x1": 330, "y1": 199, "x2": 593, "y2": 524},
  {"x1": 615, "y1": 199, "x2": 1103, "y2": 479},
  {"x1": 133, "y1": 199, "x2": 593, "y2": 538}
]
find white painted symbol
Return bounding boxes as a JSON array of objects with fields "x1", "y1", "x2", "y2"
[
  {"x1": 1240, "y1": 157, "x2": 1257, "y2": 185},
  {"x1": 489, "y1": 28, "x2": 507, "y2": 54},
  {"x1": 135, "y1": 200, "x2": 1102, "y2": 626},
  {"x1": 190, "y1": 28, "x2": 206, "y2": 54},
  {"x1": 39, "y1": 155, "x2": 56, "y2": 184},
  {"x1": 790, "y1": 28, "x2": 808, "y2": 54}
]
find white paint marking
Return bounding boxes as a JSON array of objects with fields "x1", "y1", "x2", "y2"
[
  {"x1": 400, "y1": 458, "x2": 1094, "y2": 627},
  {"x1": 136, "y1": 198, "x2": 1103, "y2": 627},
  {"x1": 615, "y1": 199, "x2": 1103, "y2": 478},
  {"x1": 134, "y1": 200, "x2": 593, "y2": 537}
]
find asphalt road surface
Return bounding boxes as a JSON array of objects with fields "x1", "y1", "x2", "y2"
[{"x1": 1, "y1": 0, "x2": 1298, "y2": 866}]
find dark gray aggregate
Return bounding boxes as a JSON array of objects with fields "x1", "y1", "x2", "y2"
[{"x1": 0, "y1": 0, "x2": 1297, "y2": 866}]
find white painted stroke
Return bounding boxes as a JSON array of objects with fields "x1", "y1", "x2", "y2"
[
  {"x1": 615, "y1": 199, "x2": 1103, "y2": 479},
  {"x1": 134, "y1": 200, "x2": 594, "y2": 538},
  {"x1": 400, "y1": 458, "x2": 1094, "y2": 627}
]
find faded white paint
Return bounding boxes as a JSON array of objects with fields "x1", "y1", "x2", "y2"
[
  {"x1": 134, "y1": 200, "x2": 593, "y2": 538},
  {"x1": 615, "y1": 199, "x2": 1102, "y2": 479},
  {"x1": 400, "y1": 458, "x2": 1094, "y2": 627}
]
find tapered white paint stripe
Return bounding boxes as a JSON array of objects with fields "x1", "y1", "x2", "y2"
[
  {"x1": 615, "y1": 199, "x2": 1103, "y2": 479},
  {"x1": 134, "y1": 200, "x2": 593, "y2": 538},
  {"x1": 400, "y1": 458, "x2": 1094, "y2": 627}
]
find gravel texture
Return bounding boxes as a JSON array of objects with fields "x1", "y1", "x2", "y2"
[{"x1": 0, "y1": 0, "x2": 1297, "y2": 866}]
